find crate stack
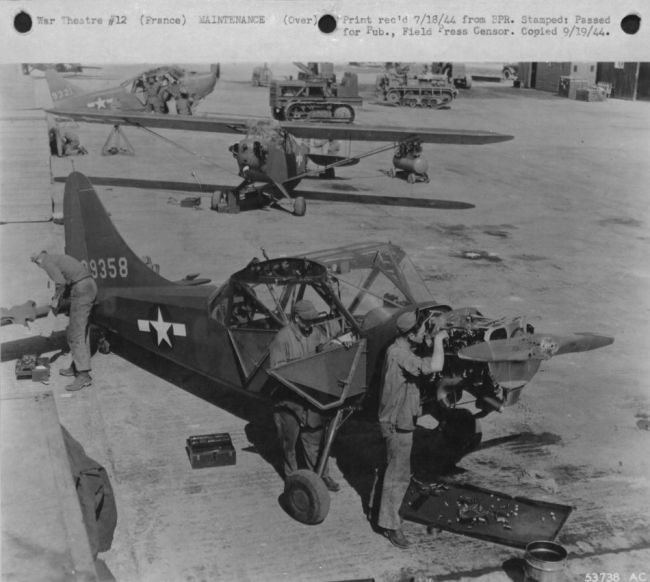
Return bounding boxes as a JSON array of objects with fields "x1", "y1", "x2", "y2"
[{"x1": 575, "y1": 85, "x2": 608, "y2": 102}]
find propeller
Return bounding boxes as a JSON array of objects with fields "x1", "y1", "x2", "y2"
[{"x1": 458, "y1": 332, "x2": 615, "y2": 362}]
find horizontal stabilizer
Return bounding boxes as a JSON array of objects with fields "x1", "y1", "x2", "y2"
[{"x1": 458, "y1": 333, "x2": 614, "y2": 362}]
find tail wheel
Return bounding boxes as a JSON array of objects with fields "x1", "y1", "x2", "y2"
[
  {"x1": 386, "y1": 91, "x2": 400, "y2": 104},
  {"x1": 333, "y1": 105, "x2": 355, "y2": 123},
  {"x1": 283, "y1": 469, "x2": 330, "y2": 524},
  {"x1": 293, "y1": 196, "x2": 306, "y2": 217}
]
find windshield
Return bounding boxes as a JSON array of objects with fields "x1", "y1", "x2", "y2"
[{"x1": 329, "y1": 247, "x2": 433, "y2": 320}]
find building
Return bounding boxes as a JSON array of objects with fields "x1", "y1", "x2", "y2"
[{"x1": 517, "y1": 62, "x2": 650, "y2": 101}]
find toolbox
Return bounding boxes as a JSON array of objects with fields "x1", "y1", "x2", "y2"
[
  {"x1": 186, "y1": 432, "x2": 236, "y2": 469},
  {"x1": 15, "y1": 354, "x2": 51, "y2": 382}
]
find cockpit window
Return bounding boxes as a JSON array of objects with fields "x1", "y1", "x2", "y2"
[
  {"x1": 326, "y1": 247, "x2": 433, "y2": 321},
  {"x1": 227, "y1": 284, "x2": 283, "y2": 330},
  {"x1": 393, "y1": 253, "x2": 432, "y2": 303},
  {"x1": 337, "y1": 268, "x2": 411, "y2": 319}
]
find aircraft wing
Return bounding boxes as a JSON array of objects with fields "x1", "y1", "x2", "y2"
[
  {"x1": 279, "y1": 123, "x2": 514, "y2": 145},
  {"x1": 47, "y1": 108, "x2": 513, "y2": 144},
  {"x1": 46, "y1": 109, "x2": 268, "y2": 135}
]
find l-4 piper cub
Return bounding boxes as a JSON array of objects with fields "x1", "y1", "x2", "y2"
[
  {"x1": 46, "y1": 68, "x2": 513, "y2": 216},
  {"x1": 63, "y1": 172, "x2": 613, "y2": 524}
]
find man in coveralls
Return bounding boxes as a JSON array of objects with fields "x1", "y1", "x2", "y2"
[
  {"x1": 31, "y1": 251, "x2": 97, "y2": 391},
  {"x1": 377, "y1": 310, "x2": 448, "y2": 548},
  {"x1": 268, "y1": 299, "x2": 340, "y2": 492}
]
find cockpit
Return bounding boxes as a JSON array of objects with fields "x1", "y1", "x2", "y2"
[
  {"x1": 302, "y1": 243, "x2": 435, "y2": 330},
  {"x1": 209, "y1": 257, "x2": 358, "y2": 340}
]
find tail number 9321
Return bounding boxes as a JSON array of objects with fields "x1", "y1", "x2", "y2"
[{"x1": 82, "y1": 257, "x2": 129, "y2": 280}]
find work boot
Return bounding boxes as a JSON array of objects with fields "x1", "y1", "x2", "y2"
[
  {"x1": 59, "y1": 365, "x2": 76, "y2": 377},
  {"x1": 65, "y1": 372, "x2": 92, "y2": 392},
  {"x1": 322, "y1": 476, "x2": 340, "y2": 492},
  {"x1": 384, "y1": 528, "x2": 410, "y2": 549}
]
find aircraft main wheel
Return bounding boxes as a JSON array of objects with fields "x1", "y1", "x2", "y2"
[
  {"x1": 407, "y1": 173, "x2": 416, "y2": 184},
  {"x1": 293, "y1": 196, "x2": 306, "y2": 217},
  {"x1": 283, "y1": 469, "x2": 330, "y2": 524}
]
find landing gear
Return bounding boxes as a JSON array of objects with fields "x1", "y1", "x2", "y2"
[
  {"x1": 293, "y1": 196, "x2": 306, "y2": 216},
  {"x1": 280, "y1": 407, "x2": 348, "y2": 524},
  {"x1": 283, "y1": 470, "x2": 331, "y2": 524},
  {"x1": 210, "y1": 185, "x2": 265, "y2": 214}
]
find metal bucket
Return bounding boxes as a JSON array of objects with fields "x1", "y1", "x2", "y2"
[{"x1": 524, "y1": 541, "x2": 568, "y2": 582}]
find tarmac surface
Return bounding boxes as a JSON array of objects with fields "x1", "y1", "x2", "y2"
[{"x1": 1, "y1": 63, "x2": 650, "y2": 581}]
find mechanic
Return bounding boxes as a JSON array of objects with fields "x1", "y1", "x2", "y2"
[
  {"x1": 376, "y1": 310, "x2": 447, "y2": 548},
  {"x1": 61, "y1": 129, "x2": 87, "y2": 156},
  {"x1": 175, "y1": 89, "x2": 193, "y2": 115},
  {"x1": 268, "y1": 299, "x2": 340, "y2": 493},
  {"x1": 30, "y1": 250, "x2": 97, "y2": 391},
  {"x1": 145, "y1": 75, "x2": 165, "y2": 113}
]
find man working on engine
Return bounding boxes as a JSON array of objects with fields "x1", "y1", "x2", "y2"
[
  {"x1": 268, "y1": 299, "x2": 340, "y2": 493},
  {"x1": 30, "y1": 250, "x2": 97, "y2": 391},
  {"x1": 376, "y1": 310, "x2": 448, "y2": 548}
]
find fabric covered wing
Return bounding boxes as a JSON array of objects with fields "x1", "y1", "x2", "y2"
[{"x1": 280, "y1": 124, "x2": 514, "y2": 145}]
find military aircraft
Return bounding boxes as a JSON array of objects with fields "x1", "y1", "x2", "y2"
[
  {"x1": 22, "y1": 63, "x2": 101, "y2": 75},
  {"x1": 45, "y1": 65, "x2": 219, "y2": 114},
  {"x1": 61, "y1": 171, "x2": 613, "y2": 524},
  {"x1": 46, "y1": 95, "x2": 513, "y2": 216}
]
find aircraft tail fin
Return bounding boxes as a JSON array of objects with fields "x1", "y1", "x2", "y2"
[
  {"x1": 64, "y1": 172, "x2": 171, "y2": 288},
  {"x1": 44, "y1": 69, "x2": 85, "y2": 107}
]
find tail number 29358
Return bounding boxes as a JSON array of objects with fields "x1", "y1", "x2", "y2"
[{"x1": 82, "y1": 257, "x2": 128, "y2": 279}]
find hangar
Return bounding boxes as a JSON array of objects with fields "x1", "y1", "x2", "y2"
[{"x1": 517, "y1": 61, "x2": 650, "y2": 100}]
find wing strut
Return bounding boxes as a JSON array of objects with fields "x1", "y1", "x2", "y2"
[
  {"x1": 286, "y1": 142, "x2": 397, "y2": 184},
  {"x1": 130, "y1": 123, "x2": 240, "y2": 177}
]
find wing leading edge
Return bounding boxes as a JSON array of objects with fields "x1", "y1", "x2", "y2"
[{"x1": 46, "y1": 108, "x2": 513, "y2": 145}]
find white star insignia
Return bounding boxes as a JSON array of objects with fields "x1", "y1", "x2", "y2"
[
  {"x1": 138, "y1": 308, "x2": 186, "y2": 347},
  {"x1": 87, "y1": 97, "x2": 114, "y2": 110}
]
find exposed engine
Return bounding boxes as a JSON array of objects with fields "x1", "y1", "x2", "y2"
[{"x1": 417, "y1": 306, "x2": 535, "y2": 420}]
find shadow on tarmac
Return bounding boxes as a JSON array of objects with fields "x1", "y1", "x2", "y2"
[
  {"x1": 96, "y1": 334, "x2": 484, "y2": 521},
  {"x1": 53, "y1": 176, "x2": 475, "y2": 210}
]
